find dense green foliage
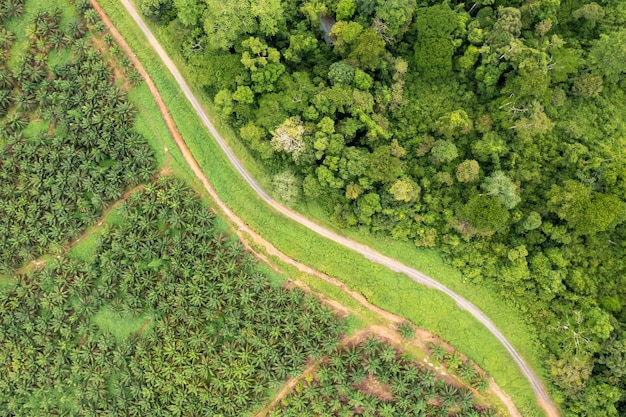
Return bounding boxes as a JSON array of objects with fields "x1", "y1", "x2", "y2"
[
  {"x1": 0, "y1": 5, "x2": 154, "y2": 271},
  {"x1": 142, "y1": 0, "x2": 626, "y2": 414},
  {"x1": 0, "y1": 177, "x2": 346, "y2": 416},
  {"x1": 270, "y1": 337, "x2": 496, "y2": 417}
]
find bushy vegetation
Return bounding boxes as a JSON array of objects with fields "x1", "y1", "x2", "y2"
[
  {"x1": 141, "y1": 0, "x2": 626, "y2": 413},
  {"x1": 0, "y1": 4, "x2": 154, "y2": 271},
  {"x1": 0, "y1": 177, "x2": 347, "y2": 416},
  {"x1": 269, "y1": 337, "x2": 496, "y2": 417}
]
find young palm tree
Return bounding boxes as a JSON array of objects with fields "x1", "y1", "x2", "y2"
[
  {"x1": 444, "y1": 351, "x2": 463, "y2": 371},
  {"x1": 429, "y1": 343, "x2": 447, "y2": 362},
  {"x1": 128, "y1": 69, "x2": 142, "y2": 86},
  {"x1": 471, "y1": 375, "x2": 489, "y2": 393},
  {"x1": 458, "y1": 361, "x2": 478, "y2": 381},
  {"x1": 0, "y1": 27, "x2": 15, "y2": 48},
  {"x1": 2, "y1": 0, "x2": 25, "y2": 19}
]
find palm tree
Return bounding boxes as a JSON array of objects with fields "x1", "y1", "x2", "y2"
[
  {"x1": 471, "y1": 375, "x2": 489, "y2": 393},
  {"x1": 2, "y1": 0, "x2": 25, "y2": 19},
  {"x1": 0, "y1": 89, "x2": 12, "y2": 113},
  {"x1": 379, "y1": 403, "x2": 397, "y2": 417},
  {"x1": 444, "y1": 352, "x2": 462, "y2": 371},
  {"x1": 364, "y1": 355, "x2": 383, "y2": 376},
  {"x1": 419, "y1": 368, "x2": 436, "y2": 389},
  {"x1": 67, "y1": 19, "x2": 87, "y2": 40},
  {"x1": 83, "y1": 9, "x2": 99, "y2": 25},
  {"x1": 347, "y1": 389, "x2": 366, "y2": 409},
  {"x1": 440, "y1": 384, "x2": 459, "y2": 408},
  {"x1": 4, "y1": 111, "x2": 27, "y2": 134},
  {"x1": 0, "y1": 28, "x2": 16, "y2": 49},
  {"x1": 128, "y1": 69, "x2": 142, "y2": 86},
  {"x1": 429, "y1": 343, "x2": 447, "y2": 363},
  {"x1": 379, "y1": 343, "x2": 397, "y2": 364},
  {"x1": 458, "y1": 388, "x2": 474, "y2": 411},
  {"x1": 458, "y1": 362, "x2": 478, "y2": 382}
]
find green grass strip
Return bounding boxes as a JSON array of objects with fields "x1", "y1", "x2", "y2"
[{"x1": 91, "y1": 306, "x2": 152, "y2": 343}]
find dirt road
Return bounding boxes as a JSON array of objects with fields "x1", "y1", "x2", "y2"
[{"x1": 90, "y1": 1, "x2": 559, "y2": 416}]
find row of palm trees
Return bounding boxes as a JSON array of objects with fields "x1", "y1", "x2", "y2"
[
  {"x1": 0, "y1": 9, "x2": 155, "y2": 271},
  {"x1": 271, "y1": 337, "x2": 499, "y2": 417},
  {"x1": 1, "y1": 178, "x2": 347, "y2": 417}
]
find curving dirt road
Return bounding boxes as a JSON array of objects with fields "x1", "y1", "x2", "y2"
[{"x1": 100, "y1": 1, "x2": 559, "y2": 416}]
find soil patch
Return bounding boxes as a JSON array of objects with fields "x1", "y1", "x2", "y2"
[
  {"x1": 354, "y1": 373, "x2": 394, "y2": 401},
  {"x1": 91, "y1": 36, "x2": 131, "y2": 92}
]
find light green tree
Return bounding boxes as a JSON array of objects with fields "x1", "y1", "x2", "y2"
[
  {"x1": 413, "y1": 4, "x2": 460, "y2": 78},
  {"x1": 203, "y1": 0, "x2": 284, "y2": 50},
  {"x1": 547, "y1": 180, "x2": 626, "y2": 235},
  {"x1": 330, "y1": 21, "x2": 363, "y2": 53},
  {"x1": 335, "y1": 0, "x2": 356, "y2": 20},
  {"x1": 357, "y1": 192, "x2": 382, "y2": 225},
  {"x1": 589, "y1": 29, "x2": 626, "y2": 83},
  {"x1": 271, "y1": 171, "x2": 301, "y2": 203},
  {"x1": 389, "y1": 179, "x2": 420, "y2": 202},
  {"x1": 481, "y1": 171, "x2": 520, "y2": 209},
  {"x1": 457, "y1": 195, "x2": 510, "y2": 237},
  {"x1": 521, "y1": 211, "x2": 542, "y2": 231},
  {"x1": 430, "y1": 140, "x2": 458, "y2": 164},
  {"x1": 572, "y1": 73, "x2": 603, "y2": 98},
  {"x1": 240, "y1": 37, "x2": 285, "y2": 93},
  {"x1": 348, "y1": 29, "x2": 386, "y2": 70},
  {"x1": 435, "y1": 110, "x2": 472, "y2": 138},
  {"x1": 328, "y1": 62, "x2": 355, "y2": 85},
  {"x1": 174, "y1": 0, "x2": 205, "y2": 26},
  {"x1": 456, "y1": 160, "x2": 480, "y2": 183},
  {"x1": 271, "y1": 117, "x2": 305, "y2": 160}
]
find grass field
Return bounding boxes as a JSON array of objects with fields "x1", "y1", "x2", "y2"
[
  {"x1": 0, "y1": 274, "x2": 15, "y2": 292},
  {"x1": 92, "y1": 306, "x2": 152, "y2": 342},
  {"x1": 89, "y1": 1, "x2": 556, "y2": 414}
]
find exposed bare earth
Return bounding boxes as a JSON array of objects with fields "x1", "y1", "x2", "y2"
[
  {"x1": 355, "y1": 373, "x2": 394, "y2": 402},
  {"x1": 90, "y1": 1, "x2": 531, "y2": 416}
]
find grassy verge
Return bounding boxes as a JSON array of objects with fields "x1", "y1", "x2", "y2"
[
  {"x1": 0, "y1": 274, "x2": 15, "y2": 291},
  {"x1": 92, "y1": 306, "x2": 152, "y2": 343},
  {"x1": 95, "y1": 1, "x2": 554, "y2": 414}
]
